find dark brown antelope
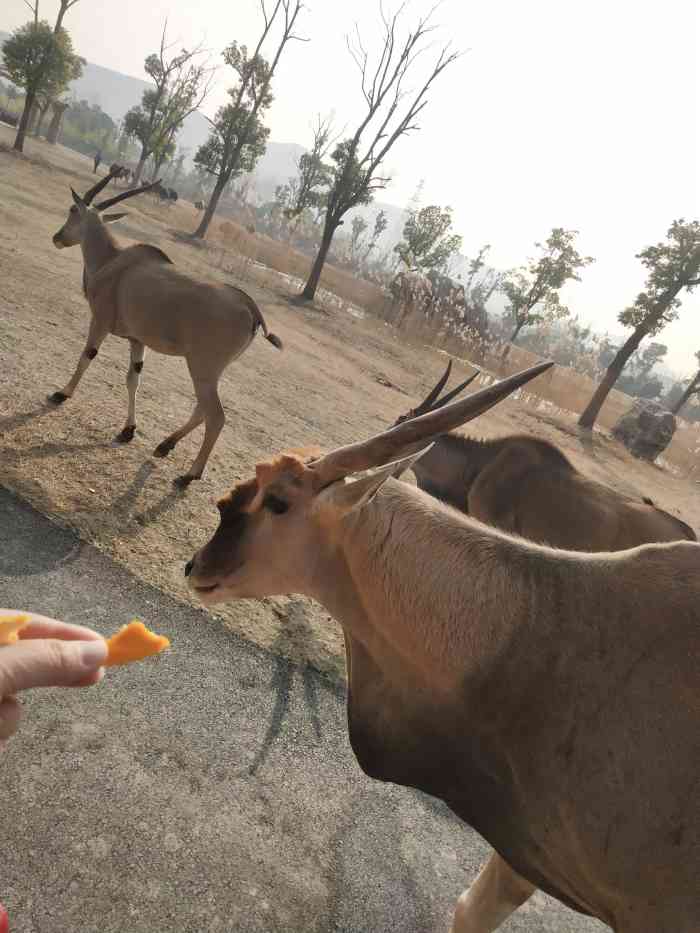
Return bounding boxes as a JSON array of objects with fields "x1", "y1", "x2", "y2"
[
  {"x1": 185, "y1": 361, "x2": 699, "y2": 932},
  {"x1": 394, "y1": 361, "x2": 696, "y2": 549},
  {"x1": 51, "y1": 168, "x2": 282, "y2": 487}
]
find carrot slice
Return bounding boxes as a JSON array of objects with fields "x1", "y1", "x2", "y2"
[
  {"x1": 104, "y1": 620, "x2": 170, "y2": 667},
  {"x1": 0, "y1": 614, "x2": 30, "y2": 646}
]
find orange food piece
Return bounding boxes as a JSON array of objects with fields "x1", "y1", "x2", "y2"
[
  {"x1": 104, "y1": 620, "x2": 170, "y2": 667},
  {"x1": 0, "y1": 614, "x2": 30, "y2": 646}
]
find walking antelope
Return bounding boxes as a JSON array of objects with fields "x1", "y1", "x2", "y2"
[
  {"x1": 51, "y1": 168, "x2": 282, "y2": 487},
  {"x1": 395, "y1": 360, "x2": 696, "y2": 548},
  {"x1": 186, "y1": 361, "x2": 700, "y2": 933}
]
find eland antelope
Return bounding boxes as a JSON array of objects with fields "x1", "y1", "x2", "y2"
[
  {"x1": 395, "y1": 361, "x2": 696, "y2": 549},
  {"x1": 186, "y1": 361, "x2": 700, "y2": 933},
  {"x1": 51, "y1": 169, "x2": 282, "y2": 487}
]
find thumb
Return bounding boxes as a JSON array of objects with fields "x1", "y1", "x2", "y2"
[{"x1": 0, "y1": 639, "x2": 108, "y2": 696}]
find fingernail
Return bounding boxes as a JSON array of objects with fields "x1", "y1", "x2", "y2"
[{"x1": 78, "y1": 640, "x2": 108, "y2": 668}]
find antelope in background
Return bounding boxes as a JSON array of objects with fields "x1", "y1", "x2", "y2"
[
  {"x1": 394, "y1": 360, "x2": 696, "y2": 548},
  {"x1": 185, "y1": 361, "x2": 699, "y2": 932},
  {"x1": 51, "y1": 168, "x2": 282, "y2": 487},
  {"x1": 108, "y1": 163, "x2": 131, "y2": 186}
]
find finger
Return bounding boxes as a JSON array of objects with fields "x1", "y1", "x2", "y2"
[
  {"x1": 0, "y1": 696, "x2": 21, "y2": 742},
  {"x1": 0, "y1": 638, "x2": 108, "y2": 696},
  {"x1": 0, "y1": 611, "x2": 104, "y2": 643},
  {"x1": 62, "y1": 667, "x2": 105, "y2": 689}
]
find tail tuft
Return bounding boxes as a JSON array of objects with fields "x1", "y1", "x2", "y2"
[
  {"x1": 642, "y1": 496, "x2": 654, "y2": 506},
  {"x1": 266, "y1": 333, "x2": 283, "y2": 350}
]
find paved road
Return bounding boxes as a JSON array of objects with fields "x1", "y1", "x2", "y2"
[{"x1": 1, "y1": 487, "x2": 603, "y2": 933}]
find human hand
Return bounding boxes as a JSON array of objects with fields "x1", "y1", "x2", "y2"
[{"x1": 0, "y1": 612, "x2": 107, "y2": 745}]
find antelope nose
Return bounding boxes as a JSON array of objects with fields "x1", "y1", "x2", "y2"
[{"x1": 184, "y1": 559, "x2": 194, "y2": 577}]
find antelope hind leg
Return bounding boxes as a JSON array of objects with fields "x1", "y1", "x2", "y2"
[
  {"x1": 115, "y1": 339, "x2": 145, "y2": 443},
  {"x1": 153, "y1": 401, "x2": 205, "y2": 461},
  {"x1": 173, "y1": 382, "x2": 224, "y2": 488},
  {"x1": 451, "y1": 851, "x2": 536, "y2": 933}
]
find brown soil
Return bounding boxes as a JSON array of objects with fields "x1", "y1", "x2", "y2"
[{"x1": 1, "y1": 127, "x2": 698, "y2": 680}]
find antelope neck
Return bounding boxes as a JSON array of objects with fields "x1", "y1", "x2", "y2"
[{"x1": 81, "y1": 215, "x2": 120, "y2": 277}]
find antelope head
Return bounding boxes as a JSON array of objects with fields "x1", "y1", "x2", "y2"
[
  {"x1": 52, "y1": 170, "x2": 159, "y2": 248},
  {"x1": 394, "y1": 359, "x2": 481, "y2": 426},
  {"x1": 185, "y1": 361, "x2": 553, "y2": 605}
]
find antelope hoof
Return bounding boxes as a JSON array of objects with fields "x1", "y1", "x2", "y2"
[
  {"x1": 173, "y1": 473, "x2": 201, "y2": 490},
  {"x1": 153, "y1": 439, "x2": 176, "y2": 458},
  {"x1": 49, "y1": 391, "x2": 69, "y2": 405},
  {"x1": 115, "y1": 425, "x2": 136, "y2": 443}
]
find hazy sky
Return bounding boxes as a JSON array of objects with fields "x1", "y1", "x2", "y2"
[{"x1": 4, "y1": 0, "x2": 700, "y2": 373}]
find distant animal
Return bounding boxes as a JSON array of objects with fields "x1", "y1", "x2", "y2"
[
  {"x1": 194, "y1": 200, "x2": 205, "y2": 210},
  {"x1": 186, "y1": 360, "x2": 700, "y2": 933},
  {"x1": 389, "y1": 269, "x2": 433, "y2": 326},
  {"x1": 395, "y1": 360, "x2": 697, "y2": 550},
  {"x1": 93, "y1": 149, "x2": 102, "y2": 174},
  {"x1": 108, "y1": 163, "x2": 130, "y2": 185},
  {"x1": 50, "y1": 167, "x2": 283, "y2": 487},
  {"x1": 149, "y1": 181, "x2": 178, "y2": 204}
]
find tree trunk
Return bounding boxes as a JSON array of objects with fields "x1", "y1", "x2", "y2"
[
  {"x1": 132, "y1": 148, "x2": 149, "y2": 185},
  {"x1": 670, "y1": 373, "x2": 700, "y2": 415},
  {"x1": 33, "y1": 102, "x2": 51, "y2": 137},
  {"x1": 509, "y1": 321, "x2": 525, "y2": 344},
  {"x1": 500, "y1": 320, "x2": 524, "y2": 364},
  {"x1": 13, "y1": 91, "x2": 36, "y2": 152},
  {"x1": 153, "y1": 154, "x2": 167, "y2": 182},
  {"x1": 301, "y1": 217, "x2": 339, "y2": 301},
  {"x1": 46, "y1": 102, "x2": 67, "y2": 144},
  {"x1": 192, "y1": 175, "x2": 227, "y2": 239},
  {"x1": 578, "y1": 328, "x2": 647, "y2": 429}
]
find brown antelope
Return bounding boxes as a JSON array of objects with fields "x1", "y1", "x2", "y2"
[
  {"x1": 51, "y1": 168, "x2": 282, "y2": 487},
  {"x1": 186, "y1": 361, "x2": 700, "y2": 933},
  {"x1": 396, "y1": 361, "x2": 696, "y2": 548},
  {"x1": 108, "y1": 163, "x2": 130, "y2": 185}
]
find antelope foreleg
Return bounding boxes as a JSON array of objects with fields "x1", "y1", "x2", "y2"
[
  {"x1": 115, "y1": 340, "x2": 145, "y2": 443},
  {"x1": 451, "y1": 852, "x2": 535, "y2": 933},
  {"x1": 49, "y1": 318, "x2": 109, "y2": 404}
]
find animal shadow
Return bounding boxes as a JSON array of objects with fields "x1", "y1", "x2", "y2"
[
  {"x1": 107, "y1": 461, "x2": 183, "y2": 535},
  {"x1": 0, "y1": 402, "x2": 58, "y2": 436},
  {"x1": 248, "y1": 598, "x2": 330, "y2": 776}
]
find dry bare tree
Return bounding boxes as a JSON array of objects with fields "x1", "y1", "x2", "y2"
[
  {"x1": 283, "y1": 113, "x2": 336, "y2": 225},
  {"x1": 191, "y1": 0, "x2": 306, "y2": 239},
  {"x1": 124, "y1": 24, "x2": 214, "y2": 185},
  {"x1": 300, "y1": 4, "x2": 461, "y2": 301}
]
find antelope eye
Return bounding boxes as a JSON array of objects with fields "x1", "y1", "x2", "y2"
[{"x1": 263, "y1": 494, "x2": 288, "y2": 515}]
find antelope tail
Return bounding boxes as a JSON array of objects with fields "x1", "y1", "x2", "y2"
[{"x1": 228, "y1": 286, "x2": 283, "y2": 350}]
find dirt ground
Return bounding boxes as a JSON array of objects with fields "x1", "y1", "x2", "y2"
[{"x1": 1, "y1": 125, "x2": 698, "y2": 680}]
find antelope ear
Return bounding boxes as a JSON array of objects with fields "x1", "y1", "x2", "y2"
[
  {"x1": 101, "y1": 212, "x2": 128, "y2": 224},
  {"x1": 317, "y1": 445, "x2": 434, "y2": 516}
]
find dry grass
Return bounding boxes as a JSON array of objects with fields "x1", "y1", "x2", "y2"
[{"x1": 1, "y1": 126, "x2": 698, "y2": 682}]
